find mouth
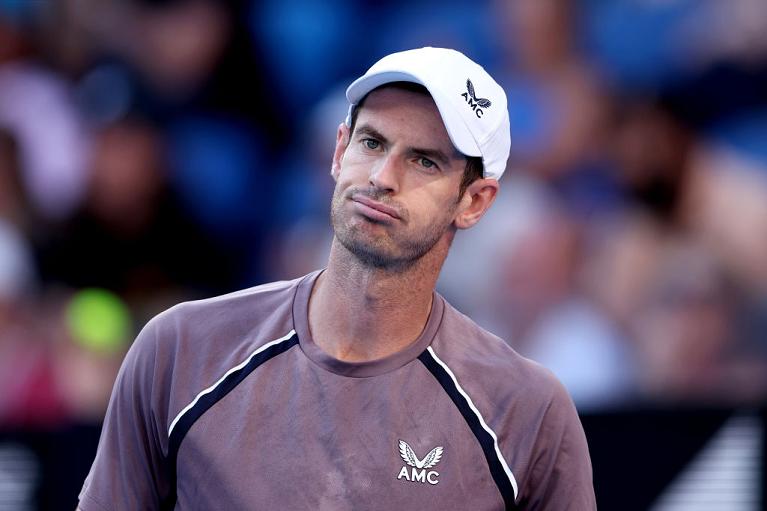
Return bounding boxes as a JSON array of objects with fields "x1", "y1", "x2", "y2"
[{"x1": 350, "y1": 194, "x2": 401, "y2": 222}]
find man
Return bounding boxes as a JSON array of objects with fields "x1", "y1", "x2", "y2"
[{"x1": 78, "y1": 47, "x2": 596, "y2": 510}]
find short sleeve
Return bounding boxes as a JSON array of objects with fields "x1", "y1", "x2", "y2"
[
  {"x1": 78, "y1": 317, "x2": 171, "y2": 511},
  {"x1": 521, "y1": 381, "x2": 597, "y2": 510}
]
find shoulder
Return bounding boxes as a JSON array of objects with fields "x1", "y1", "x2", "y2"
[
  {"x1": 430, "y1": 296, "x2": 566, "y2": 406},
  {"x1": 141, "y1": 273, "x2": 310, "y2": 356},
  {"x1": 125, "y1": 274, "x2": 311, "y2": 431},
  {"x1": 156, "y1": 276, "x2": 304, "y2": 334},
  {"x1": 428, "y1": 296, "x2": 580, "y2": 451},
  {"x1": 429, "y1": 297, "x2": 593, "y2": 505},
  {"x1": 141, "y1": 272, "x2": 310, "y2": 368}
]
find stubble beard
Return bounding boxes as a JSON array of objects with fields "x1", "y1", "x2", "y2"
[{"x1": 330, "y1": 186, "x2": 456, "y2": 272}]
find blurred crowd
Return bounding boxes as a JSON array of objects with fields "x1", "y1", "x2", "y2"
[{"x1": 1, "y1": 0, "x2": 767, "y2": 433}]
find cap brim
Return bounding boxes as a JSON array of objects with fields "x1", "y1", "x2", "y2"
[{"x1": 345, "y1": 71, "x2": 482, "y2": 159}]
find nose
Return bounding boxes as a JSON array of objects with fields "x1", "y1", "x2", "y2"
[{"x1": 369, "y1": 154, "x2": 400, "y2": 193}]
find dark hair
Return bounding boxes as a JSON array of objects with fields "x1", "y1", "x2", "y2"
[
  {"x1": 459, "y1": 155, "x2": 484, "y2": 198},
  {"x1": 348, "y1": 82, "x2": 484, "y2": 198}
]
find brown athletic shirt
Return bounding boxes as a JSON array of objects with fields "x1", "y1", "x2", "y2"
[{"x1": 78, "y1": 270, "x2": 595, "y2": 510}]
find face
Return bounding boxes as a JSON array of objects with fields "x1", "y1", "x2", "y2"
[{"x1": 329, "y1": 87, "x2": 469, "y2": 270}]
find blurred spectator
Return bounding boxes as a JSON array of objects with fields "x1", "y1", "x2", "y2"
[
  {"x1": 0, "y1": 301, "x2": 66, "y2": 427},
  {"x1": 496, "y1": 0, "x2": 612, "y2": 187},
  {"x1": 493, "y1": 201, "x2": 638, "y2": 410},
  {"x1": 680, "y1": 142, "x2": 767, "y2": 296},
  {"x1": 0, "y1": 61, "x2": 91, "y2": 221},
  {"x1": 131, "y1": 0, "x2": 230, "y2": 98},
  {"x1": 0, "y1": 129, "x2": 33, "y2": 230},
  {"x1": 607, "y1": 101, "x2": 692, "y2": 220},
  {"x1": 0, "y1": 220, "x2": 34, "y2": 308},
  {"x1": 631, "y1": 240, "x2": 767, "y2": 404},
  {"x1": 35, "y1": 118, "x2": 234, "y2": 309},
  {"x1": 581, "y1": 210, "x2": 666, "y2": 333},
  {"x1": 0, "y1": 220, "x2": 58, "y2": 427}
]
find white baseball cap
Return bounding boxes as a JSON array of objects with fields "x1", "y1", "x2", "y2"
[{"x1": 345, "y1": 47, "x2": 511, "y2": 181}]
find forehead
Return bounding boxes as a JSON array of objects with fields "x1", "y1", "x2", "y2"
[{"x1": 354, "y1": 87, "x2": 462, "y2": 158}]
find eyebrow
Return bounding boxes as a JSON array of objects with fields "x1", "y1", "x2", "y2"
[{"x1": 354, "y1": 123, "x2": 459, "y2": 167}]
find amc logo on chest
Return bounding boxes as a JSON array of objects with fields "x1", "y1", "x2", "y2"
[{"x1": 396, "y1": 440, "x2": 443, "y2": 486}]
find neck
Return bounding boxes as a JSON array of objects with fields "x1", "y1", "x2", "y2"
[{"x1": 308, "y1": 236, "x2": 450, "y2": 362}]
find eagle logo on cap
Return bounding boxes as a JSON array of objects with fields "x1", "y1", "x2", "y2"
[{"x1": 466, "y1": 79, "x2": 492, "y2": 108}]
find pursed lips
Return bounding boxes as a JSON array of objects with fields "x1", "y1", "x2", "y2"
[{"x1": 350, "y1": 194, "x2": 401, "y2": 220}]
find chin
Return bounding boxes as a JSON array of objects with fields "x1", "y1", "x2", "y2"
[{"x1": 339, "y1": 232, "x2": 401, "y2": 268}]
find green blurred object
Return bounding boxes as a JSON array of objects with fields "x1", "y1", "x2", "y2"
[{"x1": 66, "y1": 288, "x2": 131, "y2": 354}]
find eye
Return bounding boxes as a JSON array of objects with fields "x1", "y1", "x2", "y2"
[
  {"x1": 419, "y1": 157, "x2": 437, "y2": 169},
  {"x1": 363, "y1": 138, "x2": 380, "y2": 150}
]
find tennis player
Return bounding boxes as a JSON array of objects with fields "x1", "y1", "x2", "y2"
[{"x1": 78, "y1": 47, "x2": 595, "y2": 510}]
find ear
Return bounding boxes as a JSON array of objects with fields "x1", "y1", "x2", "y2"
[
  {"x1": 453, "y1": 178, "x2": 499, "y2": 230},
  {"x1": 331, "y1": 122, "x2": 351, "y2": 181}
]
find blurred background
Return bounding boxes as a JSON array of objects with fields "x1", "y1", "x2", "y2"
[{"x1": 1, "y1": 0, "x2": 766, "y2": 509}]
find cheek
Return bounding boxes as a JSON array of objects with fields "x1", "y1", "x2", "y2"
[
  {"x1": 333, "y1": 171, "x2": 358, "y2": 197},
  {"x1": 409, "y1": 190, "x2": 457, "y2": 226},
  {"x1": 336, "y1": 154, "x2": 371, "y2": 183},
  {"x1": 341, "y1": 143, "x2": 376, "y2": 167}
]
